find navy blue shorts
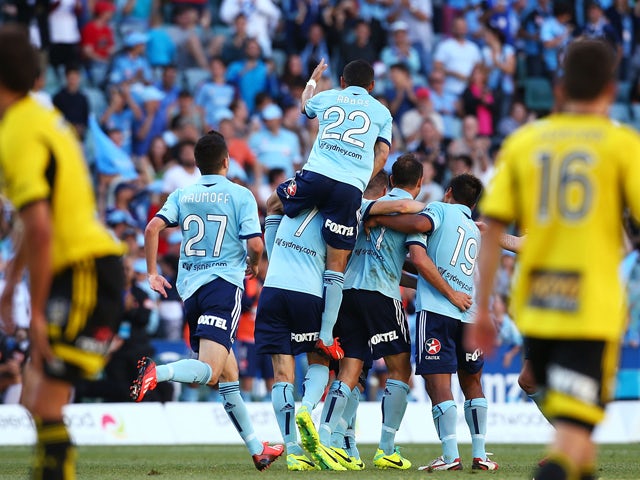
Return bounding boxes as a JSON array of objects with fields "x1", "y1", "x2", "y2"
[
  {"x1": 414, "y1": 310, "x2": 484, "y2": 375},
  {"x1": 235, "y1": 340, "x2": 275, "y2": 379},
  {"x1": 255, "y1": 287, "x2": 323, "y2": 356},
  {"x1": 184, "y1": 277, "x2": 242, "y2": 353},
  {"x1": 337, "y1": 289, "x2": 411, "y2": 361},
  {"x1": 276, "y1": 170, "x2": 362, "y2": 250}
]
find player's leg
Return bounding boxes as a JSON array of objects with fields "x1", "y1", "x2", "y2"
[
  {"x1": 458, "y1": 321, "x2": 497, "y2": 471},
  {"x1": 415, "y1": 310, "x2": 461, "y2": 472},
  {"x1": 334, "y1": 383, "x2": 364, "y2": 468}
]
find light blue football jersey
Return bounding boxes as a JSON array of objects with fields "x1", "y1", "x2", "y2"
[
  {"x1": 156, "y1": 174, "x2": 262, "y2": 300},
  {"x1": 344, "y1": 188, "x2": 413, "y2": 301},
  {"x1": 303, "y1": 86, "x2": 393, "y2": 192},
  {"x1": 263, "y1": 208, "x2": 326, "y2": 297},
  {"x1": 407, "y1": 202, "x2": 480, "y2": 322}
]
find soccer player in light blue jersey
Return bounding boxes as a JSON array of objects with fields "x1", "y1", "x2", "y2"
[
  {"x1": 130, "y1": 131, "x2": 284, "y2": 471},
  {"x1": 369, "y1": 173, "x2": 498, "y2": 472},
  {"x1": 265, "y1": 58, "x2": 393, "y2": 361}
]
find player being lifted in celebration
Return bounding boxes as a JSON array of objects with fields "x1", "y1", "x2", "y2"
[
  {"x1": 131, "y1": 131, "x2": 284, "y2": 471},
  {"x1": 0, "y1": 25, "x2": 127, "y2": 480},
  {"x1": 309, "y1": 157, "x2": 427, "y2": 471},
  {"x1": 265, "y1": 58, "x2": 393, "y2": 360},
  {"x1": 368, "y1": 173, "x2": 497, "y2": 472},
  {"x1": 471, "y1": 38, "x2": 640, "y2": 480}
]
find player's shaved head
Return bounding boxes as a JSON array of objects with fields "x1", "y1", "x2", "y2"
[
  {"x1": 0, "y1": 24, "x2": 39, "y2": 95},
  {"x1": 448, "y1": 173, "x2": 483, "y2": 208},
  {"x1": 364, "y1": 170, "x2": 389, "y2": 198},
  {"x1": 562, "y1": 38, "x2": 616, "y2": 101},
  {"x1": 195, "y1": 130, "x2": 229, "y2": 174},
  {"x1": 342, "y1": 60, "x2": 374, "y2": 89},
  {"x1": 391, "y1": 153, "x2": 423, "y2": 189}
]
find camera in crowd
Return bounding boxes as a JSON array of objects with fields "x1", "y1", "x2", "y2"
[{"x1": 0, "y1": 328, "x2": 29, "y2": 371}]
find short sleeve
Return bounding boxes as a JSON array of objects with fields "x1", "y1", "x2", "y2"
[
  {"x1": 406, "y1": 232, "x2": 427, "y2": 249},
  {"x1": 360, "y1": 198, "x2": 376, "y2": 221},
  {"x1": 423, "y1": 202, "x2": 445, "y2": 232},
  {"x1": 377, "y1": 109, "x2": 393, "y2": 146},
  {"x1": 238, "y1": 189, "x2": 262, "y2": 239},
  {"x1": 434, "y1": 41, "x2": 448, "y2": 64},
  {"x1": 479, "y1": 138, "x2": 518, "y2": 223},
  {"x1": 1, "y1": 124, "x2": 52, "y2": 210},
  {"x1": 156, "y1": 191, "x2": 180, "y2": 227}
]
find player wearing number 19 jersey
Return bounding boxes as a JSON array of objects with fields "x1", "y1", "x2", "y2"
[
  {"x1": 132, "y1": 131, "x2": 283, "y2": 470},
  {"x1": 475, "y1": 40, "x2": 640, "y2": 480}
]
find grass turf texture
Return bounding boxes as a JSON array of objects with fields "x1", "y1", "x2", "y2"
[{"x1": 0, "y1": 444, "x2": 638, "y2": 479}]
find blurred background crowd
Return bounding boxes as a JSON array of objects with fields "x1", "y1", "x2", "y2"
[{"x1": 0, "y1": 0, "x2": 639, "y2": 404}]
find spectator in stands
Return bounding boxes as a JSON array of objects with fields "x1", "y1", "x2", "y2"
[
  {"x1": 147, "y1": 12, "x2": 177, "y2": 69},
  {"x1": 415, "y1": 158, "x2": 444, "y2": 203},
  {"x1": 167, "y1": 5, "x2": 209, "y2": 70},
  {"x1": 158, "y1": 241, "x2": 183, "y2": 340},
  {"x1": 491, "y1": 294, "x2": 522, "y2": 369},
  {"x1": 340, "y1": 19, "x2": 378, "y2": 72},
  {"x1": 249, "y1": 104, "x2": 301, "y2": 179},
  {"x1": 48, "y1": 0, "x2": 82, "y2": 74},
  {"x1": 162, "y1": 139, "x2": 200, "y2": 194},
  {"x1": 387, "y1": 0, "x2": 434, "y2": 73},
  {"x1": 139, "y1": 136, "x2": 171, "y2": 181},
  {"x1": 433, "y1": 16, "x2": 482, "y2": 95},
  {"x1": 118, "y1": 0, "x2": 158, "y2": 35},
  {"x1": 540, "y1": 2, "x2": 573, "y2": 80},
  {"x1": 448, "y1": 115, "x2": 493, "y2": 184},
  {"x1": 519, "y1": 0, "x2": 552, "y2": 77},
  {"x1": 210, "y1": 13, "x2": 250, "y2": 65},
  {"x1": 219, "y1": 0, "x2": 281, "y2": 58},
  {"x1": 385, "y1": 62, "x2": 420, "y2": 127},
  {"x1": 227, "y1": 39, "x2": 270, "y2": 113},
  {"x1": 400, "y1": 87, "x2": 445, "y2": 147},
  {"x1": 133, "y1": 86, "x2": 167, "y2": 156},
  {"x1": 156, "y1": 64, "x2": 181, "y2": 118},
  {"x1": 381, "y1": 21, "x2": 422, "y2": 76},
  {"x1": 53, "y1": 65, "x2": 90, "y2": 139},
  {"x1": 411, "y1": 116, "x2": 447, "y2": 184},
  {"x1": 495, "y1": 249, "x2": 516, "y2": 298},
  {"x1": 167, "y1": 90, "x2": 205, "y2": 135},
  {"x1": 460, "y1": 65, "x2": 495, "y2": 137},
  {"x1": 218, "y1": 118, "x2": 260, "y2": 181},
  {"x1": 101, "y1": 84, "x2": 143, "y2": 154},
  {"x1": 497, "y1": 100, "x2": 530, "y2": 139},
  {"x1": 255, "y1": 167, "x2": 286, "y2": 212},
  {"x1": 578, "y1": 1, "x2": 622, "y2": 63},
  {"x1": 300, "y1": 23, "x2": 332, "y2": 78},
  {"x1": 482, "y1": 25, "x2": 516, "y2": 121},
  {"x1": 230, "y1": 98, "x2": 252, "y2": 137},
  {"x1": 279, "y1": 54, "x2": 306, "y2": 103},
  {"x1": 448, "y1": 152, "x2": 473, "y2": 177},
  {"x1": 606, "y1": 0, "x2": 639, "y2": 80},
  {"x1": 195, "y1": 57, "x2": 236, "y2": 130},
  {"x1": 428, "y1": 68, "x2": 459, "y2": 140},
  {"x1": 81, "y1": 1, "x2": 116, "y2": 86},
  {"x1": 109, "y1": 32, "x2": 153, "y2": 85}
]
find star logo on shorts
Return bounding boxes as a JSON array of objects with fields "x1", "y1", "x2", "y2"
[
  {"x1": 425, "y1": 338, "x2": 441, "y2": 355},
  {"x1": 286, "y1": 179, "x2": 297, "y2": 197}
]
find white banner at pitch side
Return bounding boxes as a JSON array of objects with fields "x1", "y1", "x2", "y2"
[{"x1": 0, "y1": 401, "x2": 638, "y2": 446}]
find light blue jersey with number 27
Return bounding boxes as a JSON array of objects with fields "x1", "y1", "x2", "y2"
[
  {"x1": 407, "y1": 202, "x2": 480, "y2": 322},
  {"x1": 303, "y1": 86, "x2": 393, "y2": 192},
  {"x1": 157, "y1": 174, "x2": 262, "y2": 301}
]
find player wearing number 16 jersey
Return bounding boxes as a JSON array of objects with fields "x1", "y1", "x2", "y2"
[
  {"x1": 265, "y1": 59, "x2": 393, "y2": 360},
  {"x1": 131, "y1": 131, "x2": 283, "y2": 471}
]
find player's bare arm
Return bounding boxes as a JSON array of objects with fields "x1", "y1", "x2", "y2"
[
  {"x1": 19, "y1": 200, "x2": 54, "y2": 368},
  {"x1": 144, "y1": 216, "x2": 172, "y2": 298},
  {"x1": 408, "y1": 245, "x2": 472, "y2": 312},
  {"x1": 245, "y1": 236, "x2": 264, "y2": 278},
  {"x1": 500, "y1": 233, "x2": 525, "y2": 253},
  {"x1": 368, "y1": 199, "x2": 425, "y2": 216},
  {"x1": 300, "y1": 58, "x2": 328, "y2": 114},
  {"x1": 371, "y1": 140, "x2": 390, "y2": 180},
  {"x1": 0, "y1": 223, "x2": 25, "y2": 335},
  {"x1": 366, "y1": 212, "x2": 432, "y2": 235}
]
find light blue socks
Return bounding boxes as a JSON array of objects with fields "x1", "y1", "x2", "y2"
[
  {"x1": 379, "y1": 379, "x2": 410, "y2": 455},
  {"x1": 319, "y1": 380, "x2": 351, "y2": 446},
  {"x1": 332, "y1": 386, "x2": 360, "y2": 449},
  {"x1": 319, "y1": 270, "x2": 344, "y2": 345},
  {"x1": 272, "y1": 382, "x2": 303, "y2": 455},
  {"x1": 464, "y1": 397, "x2": 488, "y2": 459},
  {"x1": 301, "y1": 363, "x2": 329, "y2": 411},
  {"x1": 156, "y1": 359, "x2": 212, "y2": 384},
  {"x1": 220, "y1": 381, "x2": 263, "y2": 456},
  {"x1": 432, "y1": 400, "x2": 459, "y2": 463}
]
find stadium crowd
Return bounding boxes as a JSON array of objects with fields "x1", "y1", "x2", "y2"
[{"x1": 1, "y1": 0, "x2": 640, "y2": 407}]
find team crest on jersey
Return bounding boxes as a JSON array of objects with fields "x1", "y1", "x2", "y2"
[
  {"x1": 425, "y1": 338, "x2": 441, "y2": 355},
  {"x1": 286, "y1": 179, "x2": 297, "y2": 197}
]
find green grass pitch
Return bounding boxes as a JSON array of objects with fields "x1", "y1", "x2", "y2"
[{"x1": 0, "y1": 444, "x2": 639, "y2": 479}]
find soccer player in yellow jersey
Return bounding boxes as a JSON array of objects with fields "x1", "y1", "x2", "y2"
[
  {"x1": 471, "y1": 38, "x2": 640, "y2": 480},
  {"x1": 0, "y1": 25, "x2": 125, "y2": 479}
]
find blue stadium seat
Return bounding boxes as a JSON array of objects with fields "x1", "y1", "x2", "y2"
[
  {"x1": 617, "y1": 81, "x2": 631, "y2": 103},
  {"x1": 84, "y1": 87, "x2": 108, "y2": 117},
  {"x1": 610, "y1": 102, "x2": 631, "y2": 124},
  {"x1": 183, "y1": 67, "x2": 210, "y2": 94},
  {"x1": 523, "y1": 77, "x2": 554, "y2": 113}
]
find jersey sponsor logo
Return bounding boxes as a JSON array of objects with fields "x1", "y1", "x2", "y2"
[
  {"x1": 274, "y1": 237, "x2": 317, "y2": 256},
  {"x1": 182, "y1": 261, "x2": 228, "y2": 271},
  {"x1": 197, "y1": 315, "x2": 228, "y2": 330},
  {"x1": 369, "y1": 330, "x2": 399, "y2": 345},
  {"x1": 291, "y1": 332, "x2": 319, "y2": 343},
  {"x1": 324, "y1": 218, "x2": 355, "y2": 237},
  {"x1": 318, "y1": 141, "x2": 363, "y2": 160},
  {"x1": 528, "y1": 270, "x2": 580, "y2": 312},
  {"x1": 465, "y1": 348, "x2": 483, "y2": 362},
  {"x1": 286, "y1": 179, "x2": 297, "y2": 197},
  {"x1": 426, "y1": 338, "x2": 441, "y2": 355}
]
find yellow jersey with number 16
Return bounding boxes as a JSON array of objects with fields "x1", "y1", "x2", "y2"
[
  {"x1": 480, "y1": 113, "x2": 640, "y2": 341},
  {"x1": 0, "y1": 96, "x2": 125, "y2": 273}
]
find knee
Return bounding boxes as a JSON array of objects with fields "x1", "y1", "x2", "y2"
[
  {"x1": 266, "y1": 192, "x2": 283, "y2": 216},
  {"x1": 518, "y1": 371, "x2": 537, "y2": 395}
]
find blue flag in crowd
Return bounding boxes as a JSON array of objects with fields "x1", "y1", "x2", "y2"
[{"x1": 88, "y1": 115, "x2": 138, "y2": 180}]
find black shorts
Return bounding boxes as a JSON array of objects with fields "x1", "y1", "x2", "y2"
[
  {"x1": 525, "y1": 337, "x2": 620, "y2": 430},
  {"x1": 45, "y1": 255, "x2": 124, "y2": 383}
]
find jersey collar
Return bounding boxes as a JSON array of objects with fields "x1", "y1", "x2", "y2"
[
  {"x1": 455, "y1": 203, "x2": 473, "y2": 219},
  {"x1": 343, "y1": 85, "x2": 369, "y2": 95},
  {"x1": 198, "y1": 174, "x2": 227, "y2": 185},
  {"x1": 388, "y1": 187, "x2": 413, "y2": 199}
]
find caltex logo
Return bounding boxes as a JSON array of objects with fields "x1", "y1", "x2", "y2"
[{"x1": 425, "y1": 338, "x2": 441, "y2": 355}]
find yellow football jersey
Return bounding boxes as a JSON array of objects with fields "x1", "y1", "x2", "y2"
[
  {"x1": 481, "y1": 113, "x2": 640, "y2": 341},
  {"x1": 0, "y1": 96, "x2": 125, "y2": 272}
]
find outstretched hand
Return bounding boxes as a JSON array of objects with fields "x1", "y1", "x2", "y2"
[
  {"x1": 149, "y1": 274, "x2": 172, "y2": 298},
  {"x1": 309, "y1": 58, "x2": 328, "y2": 84}
]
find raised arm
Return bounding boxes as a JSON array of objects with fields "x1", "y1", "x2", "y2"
[{"x1": 300, "y1": 58, "x2": 328, "y2": 115}]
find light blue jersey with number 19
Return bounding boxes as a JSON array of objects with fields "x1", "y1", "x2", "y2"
[
  {"x1": 407, "y1": 202, "x2": 481, "y2": 322},
  {"x1": 156, "y1": 174, "x2": 262, "y2": 301},
  {"x1": 303, "y1": 86, "x2": 393, "y2": 192}
]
